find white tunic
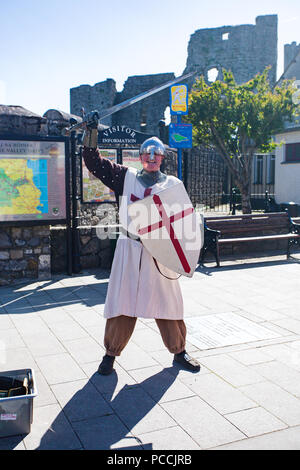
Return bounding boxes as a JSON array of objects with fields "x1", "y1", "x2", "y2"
[{"x1": 104, "y1": 168, "x2": 184, "y2": 320}]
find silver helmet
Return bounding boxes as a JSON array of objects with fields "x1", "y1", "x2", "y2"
[{"x1": 139, "y1": 137, "x2": 165, "y2": 161}]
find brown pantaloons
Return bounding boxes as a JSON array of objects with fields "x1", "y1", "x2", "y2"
[{"x1": 104, "y1": 315, "x2": 186, "y2": 356}]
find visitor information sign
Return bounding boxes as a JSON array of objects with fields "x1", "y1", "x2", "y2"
[{"x1": 0, "y1": 137, "x2": 67, "y2": 224}]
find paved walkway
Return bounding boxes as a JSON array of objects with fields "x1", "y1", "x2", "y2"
[{"x1": 1, "y1": 252, "x2": 300, "y2": 450}]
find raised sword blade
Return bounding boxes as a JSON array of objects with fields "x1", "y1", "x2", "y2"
[{"x1": 66, "y1": 70, "x2": 197, "y2": 132}]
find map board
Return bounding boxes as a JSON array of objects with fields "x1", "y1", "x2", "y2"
[
  {"x1": 81, "y1": 148, "x2": 143, "y2": 204},
  {"x1": 81, "y1": 149, "x2": 117, "y2": 203},
  {"x1": 122, "y1": 149, "x2": 142, "y2": 171},
  {"x1": 0, "y1": 137, "x2": 67, "y2": 225}
]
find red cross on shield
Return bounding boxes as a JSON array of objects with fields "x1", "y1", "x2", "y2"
[{"x1": 127, "y1": 182, "x2": 203, "y2": 277}]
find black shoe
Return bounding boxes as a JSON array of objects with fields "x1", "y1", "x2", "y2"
[
  {"x1": 174, "y1": 350, "x2": 201, "y2": 373},
  {"x1": 98, "y1": 354, "x2": 115, "y2": 375}
]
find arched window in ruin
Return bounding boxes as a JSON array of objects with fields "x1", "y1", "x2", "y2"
[
  {"x1": 207, "y1": 67, "x2": 219, "y2": 83},
  {"x1": 164, "y1": 106, "x2": 171, "y2": 126}
]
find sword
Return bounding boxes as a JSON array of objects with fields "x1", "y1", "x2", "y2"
[{"x1": 65, "y1": 71, "x2": 197, "y2": 133}]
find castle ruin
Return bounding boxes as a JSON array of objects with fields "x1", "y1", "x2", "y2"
[{"x1": 70, "y1": 15, "x2": 279, "y2": 136}]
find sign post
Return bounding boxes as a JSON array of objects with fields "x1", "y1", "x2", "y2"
[
  {"x1": 169, "y1": 84, "x2": 192, "y2": 180},
  {"x1": 177, "y1": 116, "x2": 183, "y2": 181}
]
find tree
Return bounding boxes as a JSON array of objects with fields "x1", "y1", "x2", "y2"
[{"x1": 187, "y1": 68, "x2": 299, "y2": 213}]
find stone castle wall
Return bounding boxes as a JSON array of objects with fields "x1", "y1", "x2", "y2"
[
  {"x1": 112, "y1": 73, "x2": 175, "y2": 135},
  {"x1": 184, "y1": 15, "x2": 278, "y2": 86},
  {"x1": 70, "y1": 79, "x2": 117, "y2": 127}
]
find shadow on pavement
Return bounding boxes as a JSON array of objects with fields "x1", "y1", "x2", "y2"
[
  {"x1": 36, "y1": 366, "x2": 180, "y2": 450},
  {"x1": 0, "y1": 276, "x2": 109, "y2": 316}
]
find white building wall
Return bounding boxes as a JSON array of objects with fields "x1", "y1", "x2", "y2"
[{"x1": 275, "y1": 128, "x2": 300, "y2": 204}]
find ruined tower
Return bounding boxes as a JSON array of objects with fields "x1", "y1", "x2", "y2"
[
  {"x1": 284, "y1": 42, "x2": 300, "y2": 80},
  {"x1": 184, "y1": 15, "x2": 278, "y2": 86},
  {"x1": 70, "y1": 79, "x2": 117, "y2": 127}
]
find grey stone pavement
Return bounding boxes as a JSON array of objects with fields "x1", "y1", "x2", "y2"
[{"x1": 1, "y1": 251, "x2": 300, "y2": 450}]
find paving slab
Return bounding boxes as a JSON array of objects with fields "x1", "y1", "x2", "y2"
[
  {"x1": 225, "y1": 407, "x2": 287, "y2": 437},
  {"x1": 23, "y1": 404, "x2": 82, "y2": 450},
  {"x1": 0, "y1": 314, "x2": 14, "y2": 330},
  {"x1": 128, "y1": 366, "x2": 195, "y2": 403},
  {"x1": 213, "y1": 425, "x2": 300, "y2": 450},
  {"x1": 33, "y1": 369, "x2": 58, "y2": 408},
  {"x1": 35, "y1": 353, "x2": 87, "y2": 385},
  {"x1": 108, "y1": 385, "x2": 177, "y2": 435},
  {"x1": 22, "y1": 331, "x2": 66, "y2": 357},
  {"x1": 240, "y1": 382, "x2": 300, "y2": 426},
  {"x1": 228, "y1": 348, "x2": 274, "y2": 365},
  {"x1": 136, "y1": 426, "x2": 200, "y2": 450},
  {"x1": 47, "y1": 319, "x2": 90, "y2": 342},
  {"x1": 51, "y1": 379, "x2": 113, "y2": 422},
  {"x1": 63, "y1": 337, "x2": 105, "y2": 364},
  {"x1": 182, "y1": 372, "x2": 256, "y2": 415},
  {"x1": 0, "y1": 328, "x2": 25, "y2": 350},
  {"x1": 72, "y1": 414, "x2": 142, "y2": 450},
  {"x1": 131, "y1": 328, "x2": 166, "y2": 353},
  {"x1": 251, "y1": 360, "x2": 300, "y2": 397},
  {"x1": 198, "y1": 354, "x2": 264, "y2": 387},
  {"x1": 115, "y1": 342, "x2": 159, "y2": 371},
  {"x1": 0, "y1": 347, "x2": 38, "y2": 371},
  {"x1": 161, "y1": 395, "x2": 245, "y2": 449},
  {"x1": 82, "y1": 364, "x2": 138, "y2": 399}
]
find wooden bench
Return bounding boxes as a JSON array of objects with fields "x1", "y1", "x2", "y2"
[{"x1": 200, "y1": 212, "x2": 300, "y2": 267}]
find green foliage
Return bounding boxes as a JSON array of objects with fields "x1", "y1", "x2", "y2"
[
  {"x1": 187, "y1": 67, "x2": 298, "y2": 157},
  {"x1": 187, "y1": 67, "x2": 299, "y2": 213}
]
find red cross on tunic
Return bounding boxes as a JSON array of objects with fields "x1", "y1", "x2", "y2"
[
  {"x1": 137, "y1": 194, "x2": 194, "y2": 274},
  {"x1": 130, "y1": 187, "x2": 152, "y2": 202}
]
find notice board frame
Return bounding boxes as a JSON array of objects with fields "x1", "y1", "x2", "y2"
[{"x1": 0, "y1": 134, "x2": 70, "y2": 227}]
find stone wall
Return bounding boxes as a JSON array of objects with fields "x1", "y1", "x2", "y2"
[
  {"x1": 112, "y1": 73, "x2": 175, "y2": 135},
  {"x1": 0, "y1": 105, "x2": 47, "y2": 136},
  {"x1": 0, "y1": 226, "x2": 50, "y2": 285},
  {"x1": 51, "y1": 226, "x2": 114, "y2": 273},
  {"x1": 70, "y1": 79, "x2": 117, "y2": 127}
]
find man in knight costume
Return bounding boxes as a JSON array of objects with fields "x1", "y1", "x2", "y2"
[{"x1": 82, "y1": 112, "x2": 201, "y2": 375}]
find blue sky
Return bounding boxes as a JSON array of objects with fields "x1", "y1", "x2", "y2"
[{"x1": 1, "y1": 0, "x2": 299, "y2": 116}]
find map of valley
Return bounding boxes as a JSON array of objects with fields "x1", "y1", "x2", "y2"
[{"x1": 0, "y1": 159, "x2": 47, "y2": 215}]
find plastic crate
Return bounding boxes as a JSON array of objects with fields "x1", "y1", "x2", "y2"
[{"x1": 0, "y1": 369, "x2": 37, "y2": 438}]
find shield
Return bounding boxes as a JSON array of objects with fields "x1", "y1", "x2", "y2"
[{"x1": 127, "y1": 182, "x2": 203, "y2": 277}]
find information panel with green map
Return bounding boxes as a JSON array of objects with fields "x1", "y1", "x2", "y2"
[{"x1": 0, "y1": 138, "x2": 67, "y2": 224}]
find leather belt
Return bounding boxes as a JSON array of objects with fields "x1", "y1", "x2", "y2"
[
  {"x1": 127, "y1": 231, "x2": 141, "y2": 242},
  {"x1": 119, "y1": 226, "x2": 141, "y2": 242}
]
